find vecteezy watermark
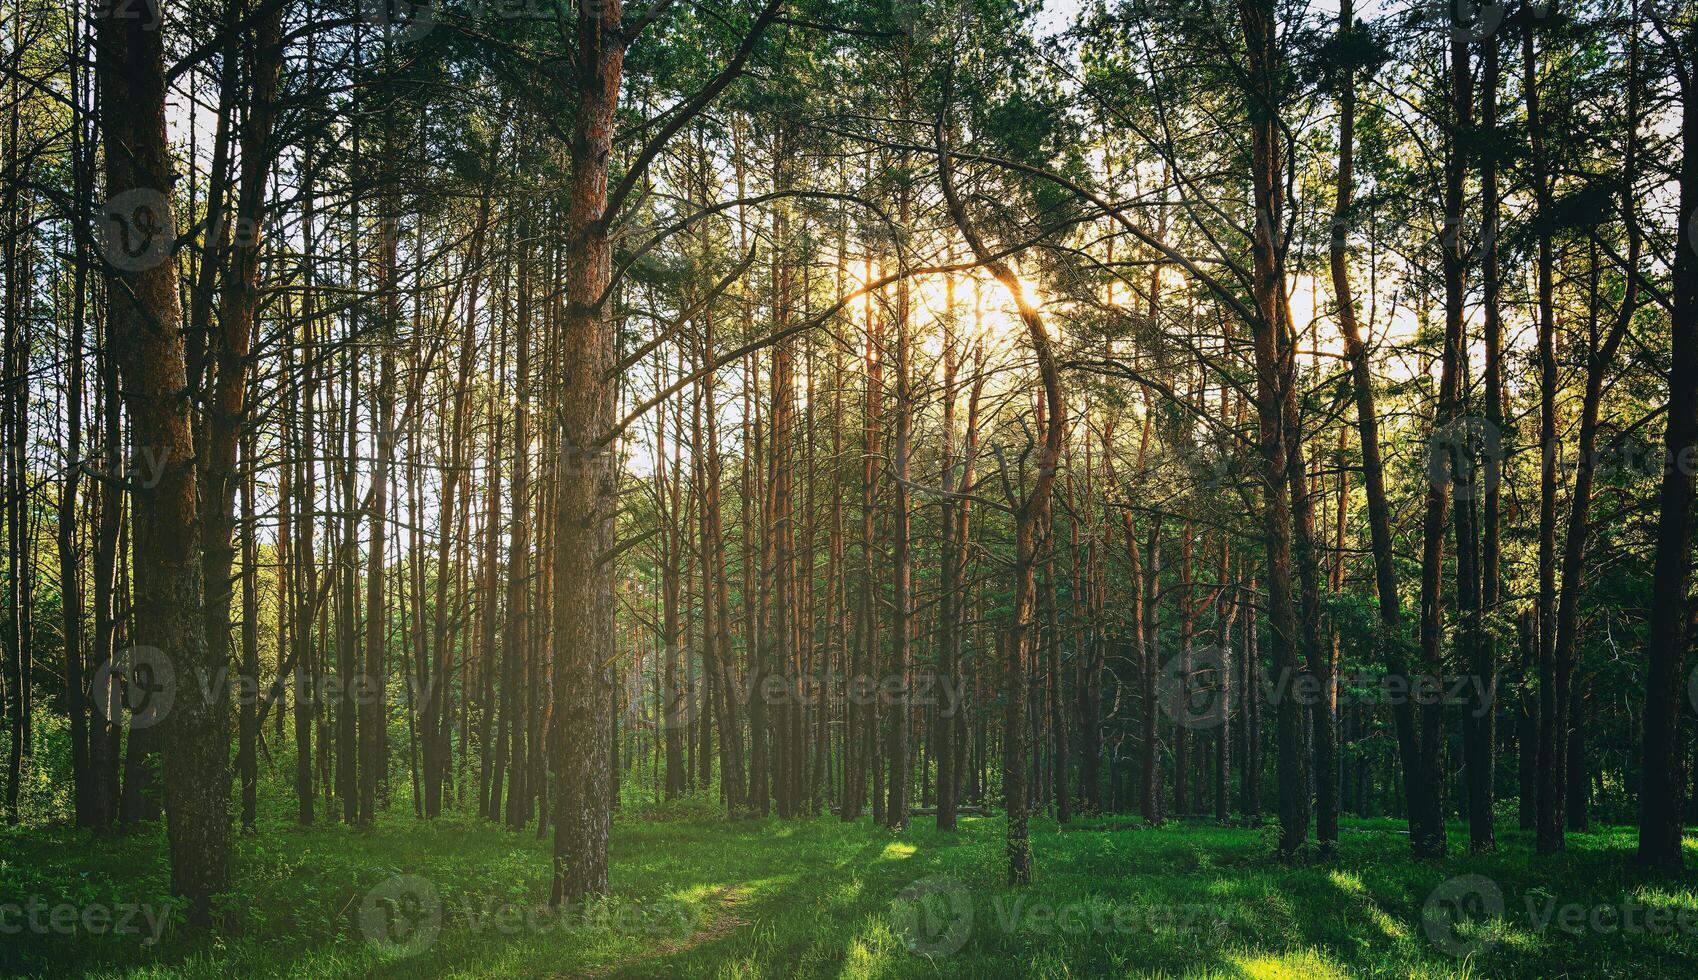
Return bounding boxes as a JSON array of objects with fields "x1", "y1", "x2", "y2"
[
  {"x1": 1423, "y1": 874, "x2": 1698, "y2": 958},
  {"x1": 1423, "y1": 874, "x2": 1504, "y2": 958},
  {"x1": 355, "y1": 0, "x2": 571, "y2": 44},
  {"x1": 98, "y1": 188, "x2": 175, "y2": 273},
  {"x1": 1413, "y1": 0, "x2": 1519, "y2": 42},
  {"x1": 356, "y1": 0, "x2": 439, "y2": 42},
  {"x1": 890, "y1": 876, "x2": 1231, "y2": 958},
  {"x1": 80, "y1": 445, "x2": 173, "y2": 490},
  {"x1": 89, "y1": 646, "x2": 175, "y2": 730},
  {"x1": 1156, "y1": 652, "x2": 1496, "y2": 731},
  {"x1": 624, "y1": 669, "x2": 971, "y2": 730},
  {"x1": 623, "y1": 668, "x2": 967, "y2": 733},
  {"x1": 1157, "y1": 645, "x2": 1234, "y2": 731},
  {"x1": 0, "y1": 898, "x2": 173, "y2": 946},
  {"x1": 1426, "y1": 415, "x2": 1503, "y2": 501},
  {"x1": 205, "y1": 212, "x2": 263, "y2": 251},
  {"x1": 357, "y1": 874, "x2": 698, "y2": 958},
  {"x1": 558, "y1": 439, "x2": 612, "y2": 474},
  {"x1": 200, "y1": 667, "x2": 438, "y2": 713},
  {"x1": 1266, "y1": 668, "x2": 1497, "y2": 716},
  {"x1": 360, "y1": 875, "x2": 442, "y2": 958},
  {"x1": 747, "y1": 671, "x2": 967, "y2": 713},
  {"x1": 88, "y1": 646, "x2": 439, "y2": 730},
  {"x1": 622, "y1": 652, "x2": 703, "y2": 733},
  {"x1": 1643, "y1": 0, "x2": 1695, "y2": 26},
  {"x1": 890, "y1": 0, "x2": 928, "y2": 36},
  {"x1": 891, "y1": 876, "x2": 974, "y2": 956},
  {"x1": 90, "y1": 0, "x2": 162, "y2": 29},
  {"x1": 1427, "y1": 416, "x2": 1698, "y2": 499}
]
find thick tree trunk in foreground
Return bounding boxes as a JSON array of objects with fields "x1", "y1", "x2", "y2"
[
  {"x1": 1638, "y1": 22, "x2": 1698, "y2": 873},
  {"x1": 1239, "y1": 0, "x2": 1309, "y2": 858},
  {"x1": 96, "y1": 1, "x2": 228, "y2": 920},
  {"x1": 551, "y1": 0, "x2": 623, "y2": 906}
]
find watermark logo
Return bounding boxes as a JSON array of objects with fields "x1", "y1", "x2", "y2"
[
  {"x1": 355, "y1": 875, "x2": 698, "y2": 958},
  {"x1": 1642, "y1": 0, "x2": 1693, "y2": 25},
  {"x1": 1426, "y1": 416, "x2": 1502, "y2": 501},
  {"x1": 89, "y1": 645, "x2": 174, "y2": 730},
  {"x1": 83, "y1": 446, "x2": 173, "y2": 490},
  {"x1": 1422, "y1": 875, "x2": 1698, "y2": 957},
  {"x1": 90, "y1": 656, "x2": 436, "y2": 730},
  {"x1": 622, "y1": 655, "x2": 702, "y2": 733},
  {"x1": 0, "y1": 899, "x2": 173, "y2": 945},
  {"x1": 91, "y1": 0, "x2": 162, "y2": 28},
  {"x1": 1151, "y1": 657, "x2": 1495, "y2": 732},
  {"x1": 1423, "y1": 874, "x2": 1504, "y2": 958},
  {"x1": 357, "y1": 0, "x2": 439, "y2": 43},
  {"x1": 359, "y1": 875, "x2": 443, "y2": 958},
  {"x1": 1157, "y1": 645, "x2": 1232, "y2": 731},
  {"x1": 98, "y1": 189, "x2": 174, "y2": 273},
  {"x1": 207, "y1": 213, "x2": 263, "y2": 251},
  {"x1": 891, "y1": 876, "x2": 973, "y2": 956},
  {"x1": 889, "y1": 879, "x2": 1232, "y2": 959}
]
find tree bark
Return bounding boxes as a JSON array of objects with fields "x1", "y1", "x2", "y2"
[
  {"x1": 1637, "y1": 18, "x2": 1698, "y2": 873},
  {"x1": 96, "y1": 0, "x2": 228, "y2": 920},
  {"x1": 550, "y1": 0, "x2": 624, "y2": 905}
]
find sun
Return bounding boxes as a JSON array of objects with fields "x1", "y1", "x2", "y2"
[{"x1": 846, "y1": 259, "x2": 1042, "y2": 349}]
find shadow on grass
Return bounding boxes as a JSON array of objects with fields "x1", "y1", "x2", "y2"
[{"x1": 5, "y1": 808, "x2": 1698, "y2": 978}]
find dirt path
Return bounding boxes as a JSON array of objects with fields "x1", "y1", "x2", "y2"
[{"x1": 575, "y1": 885, "x2": 753, "y2": 978}]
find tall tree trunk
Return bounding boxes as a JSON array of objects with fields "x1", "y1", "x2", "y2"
[
  {"x1": 886, "y1": 176, "x2": 913, "y2": 830},
  {"x1": 1175, "y1": 524, "x2": 1193, "y2": 817},
  {"x1": 1637, "y1": 17, "x2": 1698, "y2": 873},
  {"x1": 360, "y1": 121, "x2": 422, "y2": 827},
  {"x1": 659, "y1": 348, "x2": 687, "y2": 800},
  {"x1": 847, "y1": 257, "x2": 883, "y2": 823},
  {"x1": 61, "y1": 86, "x2": 91, "y2": 824},
  {"x1": 503, "y1": 237, "x2": 534, "y2": 828},
  {"x1": 938, "y1": 117, "x2": 1065, "y2": 885},
  {"x1": 550, "y1": 0, "x2": 624, "y2": 905},
  {"x1": 238, "y1": 430, "x2": 258, "y2": 832},
  {"x1": 89, "y1": 322, "x2": 123, "y2": 828},
  {"x1": 1239, "y1": 0, "x2": 1310, "y2": 858},
  {"x1": 2, "y1": 0, "x2": 30, "y2": 827},
  {"x1": 1478, "y1": 1, "x2": 1506, "y2": 853},
  {"x1": 96, "y1": 0, "x2": 228, "y2": 919},
  {"x1": 698, "y1": 298, "x2": 745, "y2": 810},
  {"x1": 1526, "y1": 16, "x2": 1566, "y2": 855},
  {"x1": 1329, "y1": 0, "x2": 1427, "y2": 854},
  {"x1": 1141, "y1": 520, "x2": 1162, "y2": 825}
]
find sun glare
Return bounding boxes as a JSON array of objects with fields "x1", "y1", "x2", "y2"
[{"x1": 846, "y1": 259, "x2": 1043, "y2": 360}]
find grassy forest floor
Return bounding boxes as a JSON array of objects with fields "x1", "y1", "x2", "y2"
[{"x1": 7, "y1": 784, "x2": 1698, "y2": 978}]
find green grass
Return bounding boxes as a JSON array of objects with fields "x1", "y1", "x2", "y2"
[{"x1": 6, "y1": 793, "x2": 1698, "y2": 978}]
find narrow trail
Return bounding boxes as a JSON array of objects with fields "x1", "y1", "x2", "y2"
[{"x1": 577, "y1": 885, "x2": 753, "y2": 978}]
